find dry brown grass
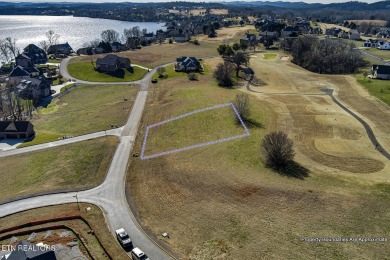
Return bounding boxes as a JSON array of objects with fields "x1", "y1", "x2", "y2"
[
  {"x1": 0, "y1": 203, "x2": 128, "y2": 259},
  {"x1": 347, "y1": 20, "x2": 388, "y2": 26},
  {"x1": 71, "y1": 42, "x2": 219, "y2": 68},
  {"x1": 196, "y1": 25, "x2": 255, "y2": 44},
  {"x1": 126, "y1": 58, "x2": 390, "y2": 259}
]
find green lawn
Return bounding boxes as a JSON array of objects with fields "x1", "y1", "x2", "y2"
[
  {"x1": 1, "y1": 137, "x2": 118, "y2": 203},
  {"x1": 262, "y1": 53, "x2": 277, "y2": 60},
  {"x1": 51, "y1": 77, "x2": 68, "y2": 86},
  {"x1": 48, "y1": 58, "x2": 61, "y2": 63},
  {"x1": 356, "y1": 73, "x2": 390, "y2": 106},
  {"x1": 68, "y1": 62, "x2": 147, "y2": 82},
  {"x1": 19, "y1": 84, "x2": 138, "y2": 147},
  {"x1": 363, "y1": 48, "x2": 390, "y2": 61},
  {"x1": 60, "y1": 83, "x2": 75, "y2": 92}
]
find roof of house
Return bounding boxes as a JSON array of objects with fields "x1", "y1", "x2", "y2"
[
  {"x1": 24, "y1": 44, "x2": 44, "y2": 53},
  {"x1": 16, "y1": 53, "x2": 31, "y2": 60},
  {"x1": 9, "y1": 66, "x2": 30, "y2": 77},
  {"x1": 5, "y1": 241, "x2": 55, "y2": 260},
  {"x1": 176, "y1": 56, "x2": 199, "y2": 64},
  {"x1": 0, "y1": 121, "x2": 34, "y2": 133},
  {"x1": 373, "y1": 64, "x2": 390, "y2": 74},
  {"x1": 96, "y1": 54, "x2": 130, "y2": 66}
]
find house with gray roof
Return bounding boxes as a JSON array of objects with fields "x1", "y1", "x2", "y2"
[
  {"x1": 371, "y1": 64, "x2": 390, "y2": 80},
  {"x1": 47, "y1": 42, "x2": 74, "y2": 55},
  {"x1": 0, "y1": 121, "x2": 35, "y2": 139},
  {"x1": 95, "y1": 54, "x2": 131, "y2": 73},
  {"x1": 14, "y1": 77, "x2": 51, "y2": 100},
  {"x1": 175, "y1": 57, "x2": 202, "y2": 72},
  {"x1": 9, "y1": 66, "x2": 40, "y2": 80}
]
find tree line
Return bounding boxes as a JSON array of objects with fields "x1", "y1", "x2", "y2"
[{"x1": 288, "y1": 36, "x2": 365, "y2": 74}]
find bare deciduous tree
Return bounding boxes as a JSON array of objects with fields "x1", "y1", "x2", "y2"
[
  {"x1": 233, "y1": 93, "x2": 250, "y2": 123},
  {"x1": 46, "y1": 30, "x2": 60, "y2": 46},
  {"x1": 261, "y1": 131, "x2": 295, "y2": 168},
  {"x1": 214, "y1": 62, "x2": 234, "y2": 87},
  {"x1": 157, "y1": 66, "x2": 166, "y2": 76},
  {"x1": 101, "y1": 29, "x2": 120, "y2": 43}
]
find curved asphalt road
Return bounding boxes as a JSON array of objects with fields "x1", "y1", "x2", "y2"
[
  {"x1": 0, "y1": 60, "x2": 174, "y2": 259},
  {"x1": 245, "y1": 68, "x2": 390, "y2": 160}
]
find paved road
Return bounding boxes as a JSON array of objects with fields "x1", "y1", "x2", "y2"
[
  {"x1": 245, "y1": 68, "x2": 390, "y2": 160},
  {"x1": 0, "y1": 128, "x2": 121, "y2": 158},
  {"x1": 356, "y1": 48, "x2": 390, "y2": 65},
  {"x1": 1, "y1": 58, "x2": 173, "y2": 259}
]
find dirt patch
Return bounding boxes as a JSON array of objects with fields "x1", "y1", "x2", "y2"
[
  {"x1": 280, "y1": 56, "x2": 289, "y2": 61},
  {"x1": 236, "y1": 186, "x2": 260, "y2": 198}
]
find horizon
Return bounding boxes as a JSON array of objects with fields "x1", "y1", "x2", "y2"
[{"x1": 0, "y1": 0, "x2": 382, "y2": 4}]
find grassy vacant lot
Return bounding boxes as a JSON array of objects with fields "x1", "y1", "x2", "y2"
[
  {"x1": 0, "y1": 203, "x2": 128, "y2": 259},
  {"x1": 262, "y1": 53, "x2": 277, "y2": 60},
  {"x1": 144, "y1": 106, "x2": 247, "y2": 157},
  {"x1": 0, "y1": 137, "x2": 117, "y2": 203},
  {"x1": 356, "y1": 74, "x2": 390, "y2": 106},
  {"x1": 127, "y1": 57, "x2": 390, "y2": 259},
  {"x1": 70, "y1": 41, "x2": 219, "y2": 68},
  {"x1": 68, "y1": 62, "x2": 147, "y2": 82},
  {"x1": 20, "y1": 84, "x2": 138, "y2": 146}
]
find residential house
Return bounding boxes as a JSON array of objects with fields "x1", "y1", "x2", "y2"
[
  {"x1": 281, "y1": 27, "x2": 299, "y2": 38},
  {"x1": 47, "y1": 42, "x2": 74, "y2": 55},
  {"x1": 15, "y1": 53, "x2": 34, "y2": 68},
  {"x1": 8, "y1": 66, "x2": 40, "y2": 81},
  {"x1": 378, "y1": 40, "x2": 390, "y2": 50},
  {"x1": 259, "y1": 31, "x2": 279, "y2": 40},
  {"x1": 15, "y1": 77, "x2": 51, "y2": 100},
  {"x1": 22, "y1": 44, "x2": 47, "y2": 64},
  {"x1": 173, "y1": 34, "x2": 190, "y2": 43},
  {"x1": 325, "y1": 28, "x2": 342, "y2": 37},
  {"x1": 337, "y1": 30, "x2": 349, "y2": 39},
  {"x1": 349, "y1": 29, "x2": 361, "y2": 40},
  {"x1": 371, "y1": 64, "x2": 390, "y2": 79},
  {"x1": 175, "y1": 56, "x2": 202, "y2": 72},
  {"x1": 364, "y1": 39, "x2": 379, "y2": 48},
  {"x1": 77, "y1": 47, "x2": 93, "y2": 55},
  {"x1": 240, "y1": 34, "x2": 260, "y2": 46},
  {"x1": 0, "y1": 121, "x2": 35, "y2": 139},
  {"x1": 95, "y1": 54, "x2": 131, "y2": 72},
  {"x1": 110, "y1": 42, "x2": 127, "y2": 52}
]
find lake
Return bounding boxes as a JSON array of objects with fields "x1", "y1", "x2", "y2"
[{"x1": 0, "y1": 15, "x2": 165, "y2": 53}]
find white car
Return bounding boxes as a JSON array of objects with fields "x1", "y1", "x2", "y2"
[{"x1": 115, "y1": 228, "x2": 133, "y2": 249}]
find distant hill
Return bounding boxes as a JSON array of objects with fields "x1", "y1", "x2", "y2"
[{"x1": 223, "y1": 0, "x2": 390, "y2": 10}]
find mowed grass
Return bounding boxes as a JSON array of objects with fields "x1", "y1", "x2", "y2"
[
  {"x1": 0, "y1": 137, "x2": 118, "y2": 203},
  {"x1": 20, "y1": 84, "x2": 138, "y2": 146},
  {"x1": 67, "y1": 62, "x2": 147, "y2": 82},
  {"x1": 69, "y1": 41, "x2": 219, "y2": 68},
  {"x1": 0, "y1": 203, "x2": 128, "y2": 259},
  {"x1": 262, "y1": 53, "x2": 277, "y2": 60},
  {"x1": 127, "y1": 58, "x2": 390, "y2": 259},
  {"x1": 356, "y1": 73, "x2": 390, "y2": 106},
  {"x1": 363, "y1": 48, "x2": 390, "y2": 61},
  {"x1": 144, "y1": 106, "x2": 247, "y2": 156}
]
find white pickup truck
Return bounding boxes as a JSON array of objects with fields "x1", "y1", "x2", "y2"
[{"x1": 115, "y1": 228, "x2": 133, "y2": 249}]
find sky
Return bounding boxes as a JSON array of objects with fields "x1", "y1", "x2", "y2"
[{"x1": 2, "y1": 0, "x2": 379, "y2": 3}]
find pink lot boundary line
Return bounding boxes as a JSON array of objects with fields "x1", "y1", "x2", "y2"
[{"x1": 140, "y1": 103, "x2": 250, "y2": 160}]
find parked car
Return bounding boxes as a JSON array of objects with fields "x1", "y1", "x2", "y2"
[
  {"x1": 131, "y1": 247, "x2": 149, "y2": 260},
  {"x1": 115, "y1": 228, "x2": 133, "y2": 249}
]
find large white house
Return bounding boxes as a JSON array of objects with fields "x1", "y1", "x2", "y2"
[{"x1": 378, "y1": 40, "x2": 390, "y2": 50}]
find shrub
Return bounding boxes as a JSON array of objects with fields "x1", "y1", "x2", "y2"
[
  {"x1": 261, "y1": 131, "x2": 294, "y2": 168},
  {"x1": 188, "y1": 72, "x2": 198, "y2": 81}
]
